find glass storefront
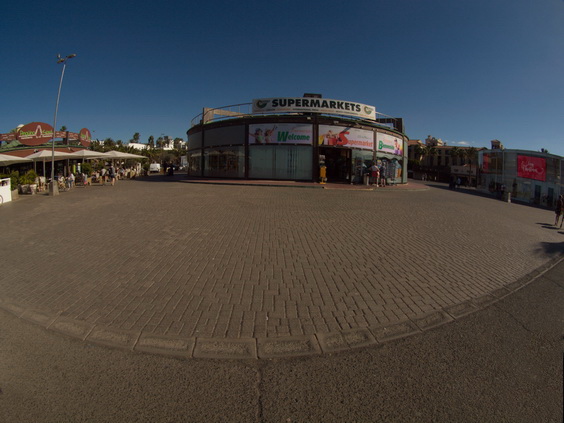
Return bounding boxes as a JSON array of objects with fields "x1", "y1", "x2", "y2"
[
  {"x1": 249, "y1": 145, "x2": 312, "y2": 180},
  {"x1": 203, "y1": 147, "x2": 245, "y2": 178}
]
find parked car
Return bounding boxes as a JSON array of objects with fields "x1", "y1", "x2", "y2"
[{"x1": 149, "y1": 163, "x2": 161, "y2": 173}]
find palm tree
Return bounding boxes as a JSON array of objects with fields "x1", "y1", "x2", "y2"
[
  {"x1": 148, "y1": 135, "x2": 154, "y2": 148},
  {"x1": 450, "y1": 147, "x2": 460, "y2": 166},
  {"x1": 133, "y1": 132, "x2": 140, "y2": 143},
  {"x1": 59, "y1": 126, "x2": 67, "y2": 131},
  {"x1": 465, "y1": 147, "x2": 478, "y2": 176}
]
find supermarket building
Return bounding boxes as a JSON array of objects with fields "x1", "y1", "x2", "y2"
[{"x1": 185, "y1": 96, "x2": 408, "y2": 184}]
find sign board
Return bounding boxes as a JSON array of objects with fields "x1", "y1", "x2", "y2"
[
  {"x1": 79, "y1": 128, "x2": 91, "y2": 146},
  {"x1": 376, "y1": 133, "x2": 404, "y2": 156},
  {"x1": 517, "y1": 155, "x2": 546, "y2": 181},
  {"x1": 252, "y1": 98, "x2": 376, "y2": 121},
  {"x1": 318, "y1": 125, "x2": 373, "y2": 150},
  {"x1": 249, "y1": 123, "x2": 312, "y2": 145},
  {"x1": 17, "y1": 122, "x2": 54, "y2": 146}
]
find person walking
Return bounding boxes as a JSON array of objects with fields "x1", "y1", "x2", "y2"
[
  {"x1": 555, "y1": 194, "x2": 564, "y2": 228},
  {"x1": 109, "y1": 164, "x2": 116, "y2": 186}
]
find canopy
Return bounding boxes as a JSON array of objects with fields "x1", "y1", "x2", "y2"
[
  {"x1": 69, "y1": 150, "x2": 107, "y2": 159},
  {"x1": 101, "y1": 151, "x2": 146, "y2": 160},
  {"x1": 26, "y1": 150, "x2": 75, "y2": 161},
  {"x1": 0, "y1": 153, "x2": 33, "y2": 166}
]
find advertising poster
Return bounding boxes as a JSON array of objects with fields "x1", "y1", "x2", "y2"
[
  {"x1": 482, "y1": 153, "x2": 490, "y2": 172},
  {"x1": 376, "y1": 133, "x2": 404, "y2": 156},
  {"x1": 318, "y1": 125, "x2": 373, "y2": 150},
  {"x1": 248, "y1": 124, "x2": 312, "y2": 145},
  {"x1": 517, "y1": 155, "x2": 546, "y2": 181}
]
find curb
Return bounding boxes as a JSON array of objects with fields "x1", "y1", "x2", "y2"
[{"x1": 1, "y1": 255, "x2": 562, "y2": 360}]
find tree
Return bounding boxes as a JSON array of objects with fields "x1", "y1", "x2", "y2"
[
  {"x1": 465, "y1": 147, "x2": 478, "y2": 176},
  {"x1": 450, "y1": 147, "x2": 462, "y2": 166},
  {"x1": 59, "y1": 126, "x2": 67, "y2": 131},
  {"x1": 133, "y1": 132, "x2": 140, "y2": 143},
  {"x1": 103, "y1": 138, "x2": 115, "y2": 150},
  {"x1": 148, "y1": 135, "x2": 154, "y2": 148},
  {"x1": 156, "y1": 137, "x2": 164, "y2": 149}
]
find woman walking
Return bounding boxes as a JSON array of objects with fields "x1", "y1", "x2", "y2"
[{"x1": 555, "y1": 194, "x2": 564, "y2": 228}]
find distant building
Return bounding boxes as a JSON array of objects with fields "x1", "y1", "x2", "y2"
[
  {"x1": 477, "y1": 149, "x2": 563, "y2": 207},
  {"x1": 407, "y1": 137, "x2": 484, "y2": 185},
  {"x1": 127, "y1": 142, "x2": 149, "y2": 150}
]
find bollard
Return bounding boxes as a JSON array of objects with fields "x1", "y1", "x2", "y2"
[{"x1": 507, "y1": 192, "x2": 511, "y2": 203}]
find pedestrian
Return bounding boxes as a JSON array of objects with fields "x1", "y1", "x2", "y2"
[
  {"x1": 100, "y1": 167, "x2": 107, "y2": 185},
  {"x1": 555, "y1": 194, "x2": 564, "y2": 228},
  {"x1": 456, "y1": 177, "x2": 461, "y2": 190},
  {"x1": 370, "y1": 163, "x2": 380, "y2": 186},
  {"x1": 109, "y1": 164, "x2": 116, "y2": 186}
]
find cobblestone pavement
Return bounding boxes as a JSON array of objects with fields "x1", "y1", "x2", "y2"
[{"x1": 1, "y1": 175, "x2": 562, "y2": 358}]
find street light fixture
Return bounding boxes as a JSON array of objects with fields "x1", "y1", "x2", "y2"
[{"x1": 49, "y1": 53, "x2": 76, "y2": 196}]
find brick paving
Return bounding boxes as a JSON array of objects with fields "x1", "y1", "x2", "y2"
[{"x1": 0, "y1": 175, "x2": 562, "y2": 358}]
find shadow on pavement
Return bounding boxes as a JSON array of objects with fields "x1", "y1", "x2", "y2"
[{"x1": 538, "y1": 241, "x2": 564, "y2": 255}]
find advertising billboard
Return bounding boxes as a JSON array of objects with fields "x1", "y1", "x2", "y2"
[
  {"x1": 376, "y1": 133, "x2": 404, "y2": 156},
  {"x1": 17, "y1": 122, "x2": 54, "y2": 146},
  {"x1": 517, "y1": 155, "x2": 546, "y2": 181},
  {"x1": 249, "y1": 124, "x2": 312, "y2": 145},
  {"x1": 79, "y1": 128, "x2": 92, "y2": 146},
  {"x1": 252, "y1": 98, "x2": 376, "y2": 121},
  {"x1": 318, "y1": 125, "x2": 373, "y2": 150}
]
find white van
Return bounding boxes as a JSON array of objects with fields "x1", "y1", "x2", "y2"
[{"x1": 149, "y1": 163, "x2": 161, "y2": 173}]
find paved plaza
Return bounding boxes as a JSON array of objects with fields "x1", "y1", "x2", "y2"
[{"x1": 0, "y1": 175, "x2": 562, "y2": 358}]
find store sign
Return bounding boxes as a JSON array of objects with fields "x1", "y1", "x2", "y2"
[
  {"x1": 0, "y1": 133, "x2": 16, "y2": 142},
  {"x1": 318, "y1": 125, "x2": 373, "y2": 150},
  {"x1": 79, "y1": 128, "x2": 91, "y2": 146},
  {"x1": 17, "y1": 122, "x2": 54, "y2": 146},
  {"x1": 252, "y1": 97, "x2": 376, "y2": 121},
  {"x1": 376, "y1": 133, "x2": 404, "y2": 156},
  {"x1": 517, "y1": 155, "x2": 546, "y2": 181},
  {"x1": 249, "y1": 123, "x2": 312, "y2": 145}
]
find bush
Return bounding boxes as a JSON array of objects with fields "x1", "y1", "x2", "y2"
[
  {"x1": 0, "y1": 171, "x2": 19, "y2": 190},
  {"x1": 81, "y1": 162, "x2": 93, "y2": 175},
  {"x1": 20, "y1": 169, "x2": 38, "y2": 185}
]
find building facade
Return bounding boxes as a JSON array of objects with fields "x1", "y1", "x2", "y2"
[
  {"x1": 477, "y1": 148, "x2": 563, "y2": 207},
  {"x1": 186, "y1": 97, "x2": 408, "y2": 184}
]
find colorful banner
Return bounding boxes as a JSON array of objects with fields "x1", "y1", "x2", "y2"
[
  {"x1": 249, "y1": 124, "x2": 312, "y2": 145},
  {"x1": 376, "y1": 133, "x2": 404, "y2": 156},
  {"x1": 253, "y1": 98, "x2": 376, "y2": 121},
  {"x1": 17, "y1": 122, "x2": 54, "y2": 146},
  {"x1": 79, "y1": 128, "x2": 91, "y2": 146},
  {"x1": 318, "y1": 125, "x2": 373, "y2": 150},
  {"x1": 517, "y1": 155, "x2": 546, "y2": 181}
]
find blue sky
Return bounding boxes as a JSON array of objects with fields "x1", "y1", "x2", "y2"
[{"x1": 1, "y1": 0, "x2": 563, "y2": 155}]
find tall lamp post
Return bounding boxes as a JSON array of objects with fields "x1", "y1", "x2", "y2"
[{"x1": 49, "y1": 53, "x2": 76, "y2": 196}]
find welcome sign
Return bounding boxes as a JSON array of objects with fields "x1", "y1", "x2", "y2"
[
  {"x1": 253, "y1": 98, "x2": 376, "y2": 121},
  {"x1": 248, "y1": 124, "x2": 312, "y2": 145}
]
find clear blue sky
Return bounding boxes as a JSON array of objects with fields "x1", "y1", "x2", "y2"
[{"x1": 1, "y1": 0, "x2": 563, "y2": 155}]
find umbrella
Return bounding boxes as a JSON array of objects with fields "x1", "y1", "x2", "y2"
[
  {"x1": 100, "y1": 151, "x2": 146, "y2": 159},
  {"x1": 26, "y1": 150, "x2": 75, "y2": 177},
  {"x1": 0, "y1": 153, "x2": 33, "y2": 166},
  {"x1": 69, "y1": 150, "x2": 107, "y2": 159}
]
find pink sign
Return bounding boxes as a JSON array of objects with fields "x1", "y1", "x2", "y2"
[{"x1": 517, "y1": 155, "x2": 546, "y2": 181}]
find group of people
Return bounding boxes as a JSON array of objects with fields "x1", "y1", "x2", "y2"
[{"x1": 368, "y1": 163, "x2": 387, "y2": 187}]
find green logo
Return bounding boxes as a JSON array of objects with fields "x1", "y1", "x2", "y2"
[
  {"x1": 364, "y1": 106, "x2": 373, "y2": 115},
  {"x1": 256, "y1": 100, "x2": 268, "y2": 108}
]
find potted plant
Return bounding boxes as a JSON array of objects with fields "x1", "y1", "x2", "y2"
[{"x1": 19, "y1": 170, "x2": 38, "y2": 194}]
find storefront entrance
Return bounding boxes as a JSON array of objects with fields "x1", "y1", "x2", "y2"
[{"x1": 320, "y1": 148, "x2": 351, "y2": 183}]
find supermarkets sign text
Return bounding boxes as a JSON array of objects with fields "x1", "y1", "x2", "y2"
[{"x1": 253, "y1": 98, "x2": 376, "y2": 121}]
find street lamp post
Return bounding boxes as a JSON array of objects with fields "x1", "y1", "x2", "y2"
[{"x1": 49, "y1": 53, "x2": 76, "y2": 196}]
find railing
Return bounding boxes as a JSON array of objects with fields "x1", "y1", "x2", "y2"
[{"x1": 190, "y1": 103, "x2": 404, "y2": 132}]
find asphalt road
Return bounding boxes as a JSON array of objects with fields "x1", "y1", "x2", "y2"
[{"x1": 0, "y1": 260, "x2": 562, "y2": 422}]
